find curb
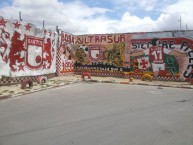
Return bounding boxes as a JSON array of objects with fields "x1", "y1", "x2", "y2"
[
  {"x1": 120, "y1": 82, "x2": 129, "y2": 84},
  {"x1": 85, "y1": 79, "x2": 193, "y2": 89},
  {"x1": 4, "y1": 80, "x2": 82, "y2": 100}
]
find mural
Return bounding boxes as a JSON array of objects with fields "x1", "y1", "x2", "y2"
[
  {"x1": 59, "y1": 32, "x2": 75, "y2": 73},
  {"x1": 74, "y1": 34, "x2": 131, "y2": 72},
  {"x1": 0, "y1": 16, "x2": 57, "y2": 77},
  {"x1": 1, "y1": 15, "x2": 192, "y2": 81},
  {"x1": 72, "y1": 33, "x2": 193, "y2": 80},
  {"x1": 130, "y1": 37, "x2": 193, "y2": 80}
]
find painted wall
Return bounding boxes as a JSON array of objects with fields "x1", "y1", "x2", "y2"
[
  {"x1": 0, "y1": 16, "x2": 57, "y2": 77},
  {"x1": 58, "y1": 32, "x2": 75, "y2": 74},
  {"x1": 73, "y1": 34, "x2": 131, "y2": 71},
  {"x1": 72, "y1": 32, "x2": 193, "y2": 80},
  {"x1": 1, "y1": 15, "x2": 192, "y2": 81},
  {"x1": 130, "y1": 36, "x2": 192, "y2": 80}
]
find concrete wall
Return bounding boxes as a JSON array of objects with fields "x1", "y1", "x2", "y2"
[
  {"x1": 0, "y1": 16, "x2": 58, "y2": 78},
  {"x1": 1, "y1": 15, "x2": 193, "y2": 83},
  {"x1": 0, "y1": 16, "x2": 58, "y2": 85},
  {"x1": 71, "y1": 32, "x2": 193, "y2": 81},
  {"x1": 57, "y1": 31, "x2": 75, "y2": 76}
]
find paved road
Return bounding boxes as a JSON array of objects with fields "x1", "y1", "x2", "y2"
[{"x1": 0, "y1": 82, "x2": 193, "y2": 145}]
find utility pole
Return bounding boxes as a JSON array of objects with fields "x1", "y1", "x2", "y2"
[
  {"x1": 19, "y1": 11, "x2": 22, "y2": 21},
  {"x1": 56, "y1": 25, "x2": 59, "y2": 33},
  {"x1": 43, "y1": 20, "x2": 45, "y2": 28},
  {"x1": 178, "y1": 16, "x2": 182, "y2": 30}
]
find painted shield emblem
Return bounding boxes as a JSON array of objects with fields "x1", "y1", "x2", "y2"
[
  {"x1": 137, "y1": 56, "x2": 151, "y2": 70},
  {"x1": 89, "y1": 45, "x2": 101, "y2": 61},
  {"x1": 26, "y1": 36, "x2": 44, "y2": 69}
]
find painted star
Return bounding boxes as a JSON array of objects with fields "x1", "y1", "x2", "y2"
[
  {"x1": 18, "y1": 63, "x2": 24, "y2": 71},
  {"x1": 13, "y1": 21, "x2": 21, "y2": 29},
  {"x1": 25, "y1": 23, "x2": 31, "y2": 31},
  {"x1": 0, "y1": 18, "x2": 7, "y2": 27}
]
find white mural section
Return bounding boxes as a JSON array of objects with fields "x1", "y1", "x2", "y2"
[{"x1": 0, "y1": 16, "x2": 57, "y2": 77}]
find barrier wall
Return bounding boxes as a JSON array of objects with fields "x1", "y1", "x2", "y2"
[
  {"x1": 0, "y1": 16, "x2": 58, "y2": 85},
  {"x1": 57, "y1": 32, "x2": 75, "y2": 76},
  {"x1": 1, "y1": 15, "x2": 193, "y2": 84},
  {"x1": 0, "y1": 16, "x2": 58, "y2": 78},
  {"x1": 73, "y1": 34, "x2": 130, "y2": 77},
  {"x1": 130, "y1": 32, "x2": 193, "y2": 80},
  {"x1": 73, "y1": 32, "x2": 193, "y2": 81}
]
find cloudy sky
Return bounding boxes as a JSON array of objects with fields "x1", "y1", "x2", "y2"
[{"x1": 0, "y1": 0, "x2": 193, "y2": 34}]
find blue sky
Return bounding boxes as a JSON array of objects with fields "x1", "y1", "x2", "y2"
[
  {"x1": 0, "y1": 0, "x2": 193, "y2": 34},
  {"x1": 59, "y1": 0, "x2": 170, "y2": 20}
]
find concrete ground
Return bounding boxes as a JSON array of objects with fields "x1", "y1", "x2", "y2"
[
  {"x1": 0, "y1": 82, "x2": 192, "y2": 145},
  {"x1": 0, "y1": 75, "x2": 192, "y2": 100}
]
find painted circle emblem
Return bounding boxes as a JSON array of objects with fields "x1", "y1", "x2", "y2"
[{"x1": 36, "y1": 55, "x2": 41, "y2": 63}]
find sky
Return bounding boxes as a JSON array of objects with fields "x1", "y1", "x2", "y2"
[{"x1": 0, "y1": 0, "x2": 193, "y2": 35}]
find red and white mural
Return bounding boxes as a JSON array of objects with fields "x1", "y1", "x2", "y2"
[
  {"x1": 0, "y1": 16, "x2": 57, "y2": 77},
  {"x1": 130, "y1": 37, "x2": 193, "y2": 80},
  {"x1": 1, "y1": 15, "x2": 192, "y2": 81},
  {"x1": 59, "y1": 32, "x2": 75, "y2": 73},
  {"x1": 73, "y1": 32, "x2": 193, "y2": 80}
]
